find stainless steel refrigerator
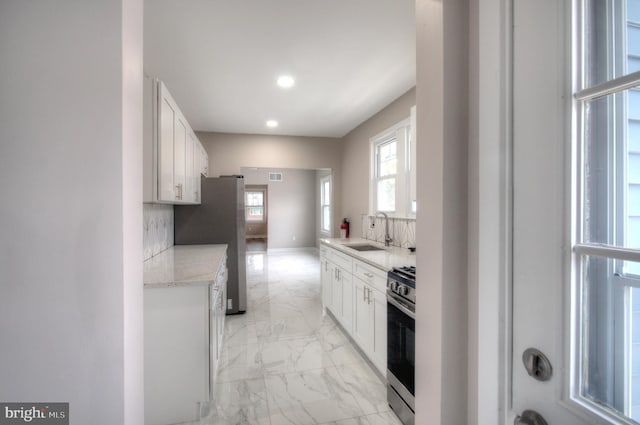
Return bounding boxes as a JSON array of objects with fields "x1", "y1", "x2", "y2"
[{"x1": 174, "y1": 175, "x2": 247, "y2": 314}]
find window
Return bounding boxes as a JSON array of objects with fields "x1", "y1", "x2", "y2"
[
  {"x1": 321, "y1": 176, "x2": 331, "y2": 233},
  {"x1": 245, "y1": 190, "x2": 265, "y2": 222},
  {"x1": 370, "y1": 118, "x2": 413, "y2": 216},
  {"x1": 573, "y1": 1, "x2": 640, "y2": 422}
]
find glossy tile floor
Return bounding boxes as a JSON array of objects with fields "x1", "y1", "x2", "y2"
[{"x1": 200, "y1": 250, "x2": 403, "y2": 425}]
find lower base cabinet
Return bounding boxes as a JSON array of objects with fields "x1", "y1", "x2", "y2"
[
  {"x1": 145, "y1": 267, "x2": 227, "y2": 425},
  {"x1": 320, "y1": 244, "x2": 387, "y2": 375},
  {"x1": 353, "y1": 277, "x2": 387, "y2": 373},
  {"x1": 144, "y1": 285, "x2": 210, "y2": 425}
]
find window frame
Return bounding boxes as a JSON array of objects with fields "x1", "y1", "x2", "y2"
[
  {"x1": 245, "y1": 188, "x2": 266, "y2": 223},
  {"x1": 320, "y1": 175, "x2": 331, "y2": 234},
  {"x1": 369, "y1": 118, "x2": 412, "y2": 217},
  {"x1": 571, "y1": 0, "x2": 640, "y2": 422}
]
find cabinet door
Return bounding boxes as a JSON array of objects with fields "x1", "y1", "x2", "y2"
[
  {"x1": 370, "y1": 288, "x2": 387, "y2": 374},
  {"x1": 352, "y1": 277, "x2": 372, "y2": 351},
  {"x1": 321, "y1": 257, "x2": 332, "y2": 309},
  {"x1": 202, "y1": 147, "x2": 209, "y2": 177},
  {"x1": 331, "y1": 264, "x2": 342, "y2": 320},
  {"x1": 158, "y1": 84, "x2": 176, "y2": 202},
  {"x1": 185, "y1": 131, "x2": 195, "y2": 203},
  {"x1": 341, "y1": 269, "x2": 353, "y2": 334},
  {"x1": 173, "y1": 115, "x2": 187, "y2": 202}
]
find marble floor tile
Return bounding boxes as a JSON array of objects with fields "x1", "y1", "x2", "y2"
[
  {"x1": 261, "y1": 337, "x2": 335, "y2": 375},
  {"x1": 334, "y1": 362, "x2": 389, "y2": 415},
  {"x1": 202, "y1": 249, "x2": 404, "y2": 425},
  {"x1": 255, "y1": 314, "x2": 316, "y2": 342},
  {"x1": 322, "y1": 337, "x2": 366, "y2": 368},
  {"x1": 217, "y1": 343, "x2": 263, "y2": 383},
  {"x1": 224, "y1": 316, "x2": 259, "y2": 346},
  {"x1": 265, "y1": 368, "x2": 365, "y2": 425},
  {"x1": 201, "y1": 378, "x2": 270, "y2": 425}
]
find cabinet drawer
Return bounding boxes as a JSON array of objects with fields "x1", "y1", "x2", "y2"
[
  {"x1": 319, "y1": 245, "x2": 328, "y2": 258},
  {"x1": 331, "y1": 249, "x2": 353, "y2": 273},
  {"x1": 353, "y1": 259, "x2": 387, "y2": 293}
]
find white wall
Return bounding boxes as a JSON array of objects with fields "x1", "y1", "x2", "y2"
[
  {"x1": 341, "y1": 88, "x2": 416, "y2": 239},
  {"x1": 415, "y1": 1, "x2": 469, "y2": 425},
  {"x1": 268, "y1": 169, "x2": 317, "y2": 249},
  {"x1": 241, "y1": 167, "x2": 318, "y2": 249},
  {"x1": 199, "y1": 132, "x2": 341, "y2": 238},
  {"x1": 0, "y1": 2, "x2": 143, "y2": 424}
]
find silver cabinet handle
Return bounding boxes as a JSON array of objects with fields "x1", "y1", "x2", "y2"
[{"x1": 364, "y1": 272, "x2": 374, "y2": 278}]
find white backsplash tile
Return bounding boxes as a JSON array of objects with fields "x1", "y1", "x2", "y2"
[
  {"x1": 361, "y1": 214, "x2": 415, "y2": 249},
  {"x1": 143, "y1": 203, "x2": 174, "y2": 261}
]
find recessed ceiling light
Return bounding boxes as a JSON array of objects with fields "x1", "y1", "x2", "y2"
[
  {"x1": 276, "y1": 75, "x2": 295, "y2": 88},
  {"x1": 266, "y1": 120, "x2": 278, "y2": 128}
]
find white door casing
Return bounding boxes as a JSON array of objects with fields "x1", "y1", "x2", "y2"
[{"x1": 510, "y1": 0, "x2": 588, "y2": 423}]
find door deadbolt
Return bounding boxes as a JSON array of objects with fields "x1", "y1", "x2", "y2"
[
  {"x1": 514, "y1": 410, "x2": 548, "y2": 425},
  {"x1": 522, "y1": 348, "x2": 552, "y2": 381}
]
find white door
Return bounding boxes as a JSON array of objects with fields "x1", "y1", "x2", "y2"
[{"x1": 512, "y1": 0, "x2": 640, "y2": 423}]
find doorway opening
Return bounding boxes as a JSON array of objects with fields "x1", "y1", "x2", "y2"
[{"x1": 245, "y1": 184, "x2": 268, "y2": 252}]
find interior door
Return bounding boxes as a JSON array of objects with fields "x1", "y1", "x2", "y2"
[
  {"x1": 510, "y1": 0, "x2": 584, "y2": 423},
  {"x1": 512, "y1": 0, "x2": 640, "y2": 423}
]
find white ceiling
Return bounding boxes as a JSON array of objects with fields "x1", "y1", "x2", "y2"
[{"x1": 144, "y1": 0, "x2": 416, "y2": 138}]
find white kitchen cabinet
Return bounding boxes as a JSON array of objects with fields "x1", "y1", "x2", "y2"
[
  {"x1": 352, "y1": 276, "x2": 387, "y2": 374},
  {"x1": 157, "y1": 83, "x2": 177, "y2": 202},
  {"x1": 321, "y1": 246, "x2": 354, "y2": 334},
  {"x1": 320, "y1": 255, "x2": 332, "y2": 310},
  {"x1": 370, "y1": 285, "x2": 387, "y2": 373},
  {"x1": 144, "y1": 245, "x2": 227, "y2": 425},
  {"x1": 340, "y1": 269, "x2": 353, "y2": 333},
  {"x1": 144, "y1": 77, "x2": 206, "y2": 204},
  {"x1": 320, "y1": 244, "x2": 388, "y2": 375},
  {"x1": 173, "y1": 114, "x2": 188, "y2": 202},
  {"x1": 329, "y1": 265, "x2": 353, "y2": 333},
  {"x1": 353, "y1": 277, "x2": 372, "y2": 351},
  {"x1": 144, "y1": 285, "x2": 209, "y2": 425}
]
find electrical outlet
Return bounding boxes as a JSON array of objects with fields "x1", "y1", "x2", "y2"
[{"x1": 292, "y1": 235, "x2": 296, "y2": 241}]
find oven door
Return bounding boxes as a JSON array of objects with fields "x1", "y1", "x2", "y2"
[{"x1": 386, "y1": 292, "x2": 415, "y2": 406}]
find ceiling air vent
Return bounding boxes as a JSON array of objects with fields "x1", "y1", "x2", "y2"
[{"x1": 269, "y1": 172, "x2": 283, "y2": 182}]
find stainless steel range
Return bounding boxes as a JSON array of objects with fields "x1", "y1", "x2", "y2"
[{"x1": 387, "y1": 266, "x2": 415, "y2": 425}]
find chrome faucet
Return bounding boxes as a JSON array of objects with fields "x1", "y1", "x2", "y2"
[{"x1": 375, "y1": 211, "x2": 393, "y2": 247}]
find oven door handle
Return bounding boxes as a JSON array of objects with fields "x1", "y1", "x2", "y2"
[{"x1": 387, "y1": 292, "x2": 416, "y2": 319}]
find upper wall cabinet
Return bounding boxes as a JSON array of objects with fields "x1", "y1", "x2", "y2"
[{"x1": 143, "y1": 77, "x2": 208, "y2": 204}]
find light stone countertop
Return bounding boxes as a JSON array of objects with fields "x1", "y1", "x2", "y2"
[
  {"x1": 320, "y1": 237, "x2": 415, "y2": 271},
  {"x1": 143, "y1": 244, "x2": 227, "y2": 288}
]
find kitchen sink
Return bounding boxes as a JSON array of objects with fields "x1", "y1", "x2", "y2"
[{"x1": 343, "y1": 243, "x2": 385, "y2": 252}]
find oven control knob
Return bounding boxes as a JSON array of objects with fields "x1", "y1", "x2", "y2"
[
  {"x1": 398, "y1": 285, "x2": 409, "y2": 296},
  {"x1": 389, "y1": 281, "x2": 398, "y2": 292}
]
